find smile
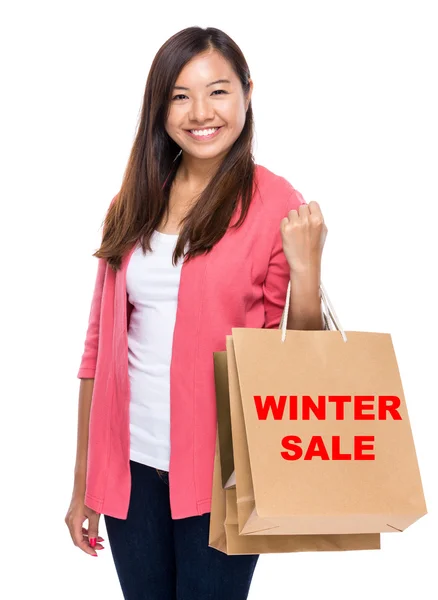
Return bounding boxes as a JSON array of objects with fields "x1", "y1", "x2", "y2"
[{"x1": 185, "y1": 126, "x2": 223, "y2": 141}]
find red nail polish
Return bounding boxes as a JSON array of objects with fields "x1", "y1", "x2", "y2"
[{"x1": 90, "y1": 538, "x2": 97, "y2": 547}]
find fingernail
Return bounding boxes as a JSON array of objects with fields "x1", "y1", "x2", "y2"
[{"x1": 90, "y1": 538, "x2": 97, "y2": 547}]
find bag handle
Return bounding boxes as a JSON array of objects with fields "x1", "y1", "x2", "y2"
[{"x1": 279, "y1": 279, "x2": 348, "y2": 343}]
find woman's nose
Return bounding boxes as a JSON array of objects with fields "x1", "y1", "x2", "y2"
[{"x1": 189, "y1": 98, "x2": 214, "y2": 122}]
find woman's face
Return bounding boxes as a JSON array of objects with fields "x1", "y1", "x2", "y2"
[{"x1": 165, "y1": 49, "x2": 253, "y2": 162}]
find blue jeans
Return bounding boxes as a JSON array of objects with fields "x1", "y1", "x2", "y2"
[{"x1": 104, "y1": 459, "x2": 260, "y2": 599}]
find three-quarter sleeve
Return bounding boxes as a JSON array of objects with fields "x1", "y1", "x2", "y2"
[
  {"x1": 76, "y1": 257, "x2": 107, "y2": 379},
  {"x1": 76, "y1": 194, "x2": 117, "y2": 379}
]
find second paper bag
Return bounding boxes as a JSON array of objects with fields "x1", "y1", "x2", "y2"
[{"x1": 209, "y1": 348, "x2": 380, "y2": 554}]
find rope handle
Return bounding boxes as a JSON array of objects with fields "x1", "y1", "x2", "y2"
[{"x1": 279, "y1": 279, "x2": 348, "y2": 343}]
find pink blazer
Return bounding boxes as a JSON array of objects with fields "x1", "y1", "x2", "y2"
[{"x1": 77, "y1": 163, "x2": 306, "y2": 519}]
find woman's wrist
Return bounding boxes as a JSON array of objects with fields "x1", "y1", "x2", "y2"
[{"x1": 73, "y1": 469, "x2": 86, "y2": 495}]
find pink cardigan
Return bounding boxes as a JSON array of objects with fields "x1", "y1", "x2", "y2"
[{"x1": 77, "y1": 163, "x2": 306, "y2": 520}]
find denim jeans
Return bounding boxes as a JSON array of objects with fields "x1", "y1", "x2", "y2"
[{"x1": 104, "y1": 459, "x2": 260, "y2": 600}]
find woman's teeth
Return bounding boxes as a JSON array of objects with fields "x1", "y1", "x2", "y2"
[{"x1": 190, "y1": 127, "x2": 219, "y2": 136}]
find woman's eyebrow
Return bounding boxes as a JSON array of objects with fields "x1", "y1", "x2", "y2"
[{"x1": 173, "y1": 79, "x2": 231, "y2": 90}]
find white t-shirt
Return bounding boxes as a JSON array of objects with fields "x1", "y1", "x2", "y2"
[{"x1": 126, "y1": 230, "x2": 186, "y2": 471}]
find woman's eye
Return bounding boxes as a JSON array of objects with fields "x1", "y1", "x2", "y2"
[{"x1": 172, "y1": 90, "x2": 228, "y2": 101}]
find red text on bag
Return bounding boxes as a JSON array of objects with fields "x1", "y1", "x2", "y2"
[
  {"x1": 253, "y1": 395, "x2": 402, "y2": 421},
  {"x1": 252, "y1": 395, "x2": 403, "y2": 461}
]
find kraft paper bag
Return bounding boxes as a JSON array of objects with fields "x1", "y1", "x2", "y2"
[
  {"x1": 208, "y1": 419, "x2": 381, "y2": 555},
  {"x1": 223, "y1": 280, "x2": 427, "y2": 536}
]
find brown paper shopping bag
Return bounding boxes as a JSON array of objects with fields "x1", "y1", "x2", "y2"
[
  {"x1": 210, "y1": 339, "x2": 381, "y2": 555},
  {"x1": 224, "y1": 280, "x2": 427, "y2": 536},
  {"x1": 209, "y1": 417, "x2": 381, "y2": 555}
]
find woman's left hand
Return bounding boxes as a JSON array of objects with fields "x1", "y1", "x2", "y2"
[{"x1": 280, "y1": 201, "x2": 328, "y2": 274}]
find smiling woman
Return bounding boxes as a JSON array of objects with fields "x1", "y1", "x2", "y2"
[
  {"x1": 166, "y1": 57, "x2": 253, "y2": 157},
  {"x1": 166, "y1": 57, "x2": 251, "y2": 157},
  {"x1": 67, "y1": 25, "x2": 312, "y2": 600},
  {"x1": 87, "y1": 30, "x2": 256, "y2": 272}
]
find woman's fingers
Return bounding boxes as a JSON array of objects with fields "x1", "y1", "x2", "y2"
[
  {"x1": 76, "y1": 518, "x2": 99, "y2": 556},
  {"x1": 91, "y1": 542, "x2": 105, "y2": 549},
  {"x1": 86, "y1": 510, "x2": 101, "y2": 552},
  {"x1": 66, "y1": 514, "x2": 98, "y2": 556},
  {"x1": 65, "y1": 502, "x2": 103, "y2": 557},
  {"x1": 80, "y1": 527, "x2": 105, "y2": 549},
  {"x1": 81, "y1": 526, "x2": 104, "y2": 542}
]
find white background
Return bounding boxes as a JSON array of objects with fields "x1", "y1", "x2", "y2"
[{"x1": 1, "y1": 1, "x2": 437, "y2": 598}]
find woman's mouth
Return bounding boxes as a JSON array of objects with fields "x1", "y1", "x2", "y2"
[{"x1": 184, "y1": 126, "x2": 223, "y2": 141}]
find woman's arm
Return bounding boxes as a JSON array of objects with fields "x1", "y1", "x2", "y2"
[
  {"x1": 286, "y1": 267, "x2": 324, "y2": 330},
  {"x1": 66, "y1": 377, "x2": 102, "y2": 558},
  {"x1": 66, "y1": 197, "x2": 118, "y2": 555},
  {"x1": 73, "y1": 378, "x2": 94, "y2": 492}
]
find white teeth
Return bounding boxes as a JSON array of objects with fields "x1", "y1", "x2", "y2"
[{"x1": 190, "y1": 127, "x2": 219, "y2": 136}]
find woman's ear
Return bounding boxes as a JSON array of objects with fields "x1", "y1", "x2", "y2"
[{"x1": 245, "y1": 78, "x2": 254, "y2": 111}]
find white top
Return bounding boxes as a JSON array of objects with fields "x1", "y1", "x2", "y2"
[{"x1": 126, "y1": 230, "x2": 185, "y2": 471}]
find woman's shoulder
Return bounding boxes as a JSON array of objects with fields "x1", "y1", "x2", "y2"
[{"x1": 254, "y1": 163, "x2": 307, "y2": 214}]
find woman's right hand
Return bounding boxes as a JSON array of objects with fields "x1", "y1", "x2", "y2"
[{"x1": 65, "y1": 492, "x2": 104, "y2": 557}]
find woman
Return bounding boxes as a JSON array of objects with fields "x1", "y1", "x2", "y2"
[{"x1": 65, "y1": 26, "x2": 327, "y2": 600}]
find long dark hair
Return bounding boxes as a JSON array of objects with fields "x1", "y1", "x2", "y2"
[{"x1": 94, "y1": 26, "x2": 256, "y2": 272}]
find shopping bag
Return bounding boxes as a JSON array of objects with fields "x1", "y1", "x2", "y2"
[
  {"x1": 219, "y1": 280, "x2": 427, "y2": 536},
  {"x1": 209, "y1": 419, "x2": 381, "y2": 554}
]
